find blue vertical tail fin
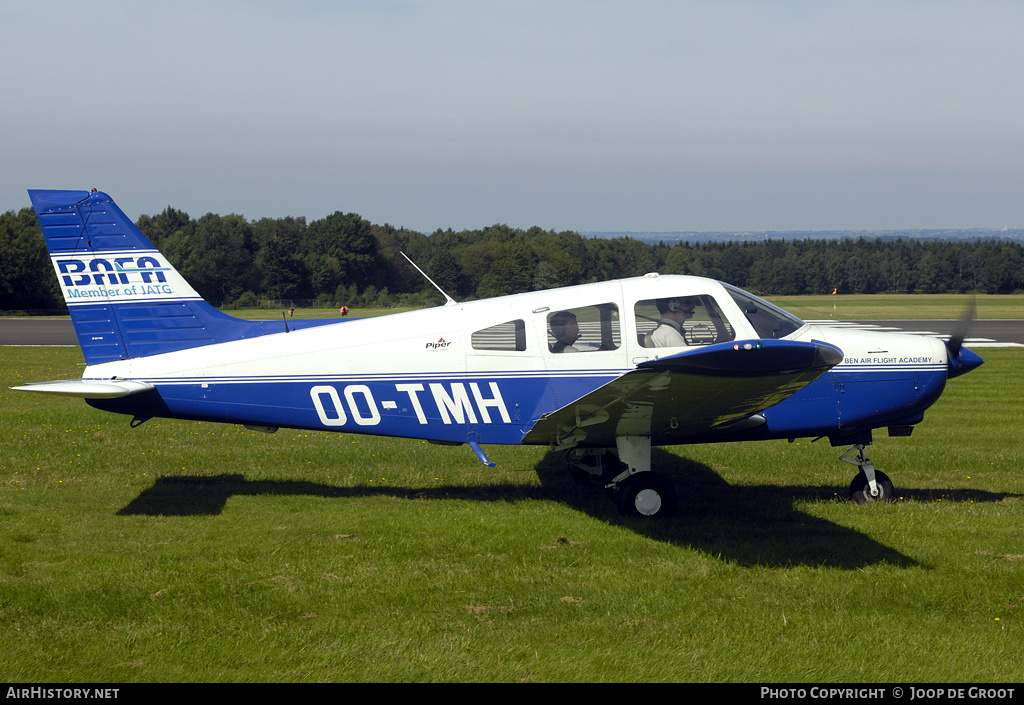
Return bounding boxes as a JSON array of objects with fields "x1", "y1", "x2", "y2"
[{"x1": 30, "y1": 189, "x2": 287, "y2": 365}]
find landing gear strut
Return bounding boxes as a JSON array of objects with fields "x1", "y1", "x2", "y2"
[
  {"x1": 840, "y1": 444, "x2": 894, "y2": 502},
  {"x1": 567, "y1": 437, "x2": 676, "y2": 518}
]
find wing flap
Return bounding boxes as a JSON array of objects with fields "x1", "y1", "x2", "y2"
[{"x1": 523, "y1": 339, "x2": 842, "y2": 448}]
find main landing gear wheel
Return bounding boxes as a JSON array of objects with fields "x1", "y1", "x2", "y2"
[
  {"x1": 849, "y1": 470, "x2": 894, "y2": 503},
  {"x1": 616, "y1": 473, "x2": 677, "y2": 518}
]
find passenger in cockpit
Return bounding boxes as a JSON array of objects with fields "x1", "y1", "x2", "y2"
[
  {"x1": 549, "y1": 311, "x2": 581, "y2": 353},
  {"x1": 648, "y1": 297, "x2": 695, "y2": 347}
]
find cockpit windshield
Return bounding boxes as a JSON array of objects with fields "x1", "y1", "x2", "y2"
[{"x1": 723, "y1": 284, "x2": 805, "y2": 339}]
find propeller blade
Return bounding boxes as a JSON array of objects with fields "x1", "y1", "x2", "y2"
[
  {"x1": 945, "y1": 296, "x2": 976, "y2": 359},
  {"x1": 944, "y1": 296, "x2": 983, "y2": 378}
]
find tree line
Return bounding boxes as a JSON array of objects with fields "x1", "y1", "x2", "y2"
[{"x1": 2, "y1": 204, "x2": 1023, "y2": 312}]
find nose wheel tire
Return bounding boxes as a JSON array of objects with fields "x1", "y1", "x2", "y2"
[
  {"x1": 616, "y1": 473, "x2": 677, "y2": 518},
  {"x1": 849, "y1": 470, "x2": 894, "y2": 503}
]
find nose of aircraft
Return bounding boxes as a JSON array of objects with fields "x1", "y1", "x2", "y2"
[{"x1": 947, "y1": 344, "x2": 984, "y2": 379}]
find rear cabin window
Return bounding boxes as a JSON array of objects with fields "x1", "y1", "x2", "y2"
[
  {"x1": 471, "y1": 319, "x2": 527, "y2": 351},
  {"x1": 634, "y1": 295, "x2": 735, "y2": 348},
  {"x1": 546, "y1": 303, "x2": 620, "y2": 354}
]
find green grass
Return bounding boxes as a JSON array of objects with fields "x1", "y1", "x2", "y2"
[
  {"x1": 238, "y1": 294, "x2": 1024, "y2": 321},
  {"x1": 1, "y1": 347, "x2": 1022, "y2": 682},
  {"x1": 766, "y1": 294, "x2": 1024, "y2": 321}
]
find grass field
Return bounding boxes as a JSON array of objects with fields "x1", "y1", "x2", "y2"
[
  {"x1": 218, "y1": 293, "x2": 1024, "y2": 322},
  {"x1": 2, "y1": 346, "x2": 1022, "y2": 682},
  {"x1": 766, "y1": 294, "x2": 1024, "y2": 321}
]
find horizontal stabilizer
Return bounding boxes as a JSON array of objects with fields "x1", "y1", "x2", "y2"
[{"x1": 12, "y1": 379, "x2": 155, "y2": 399}]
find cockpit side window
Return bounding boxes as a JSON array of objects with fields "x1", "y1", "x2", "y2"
[
  {"x1": 546, "y1": 303, "x2": 620, "y2": 353},
  {"x1": 724, "y1": 284, "x2": 804, "y2": 339},
  {"x1": 472, "y1": 319, "x2": 527, "y2": 351},
  {"x1": 634, "y1": 295, "x2": 736, "y2": 348}
]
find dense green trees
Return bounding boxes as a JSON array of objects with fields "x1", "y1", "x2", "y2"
[
  {"x1": 2, "y1": 204, "x2": 1023, "y2": 313},
  {"x1": 0, "y1": 208, "x2": 62, "y2": 310}
]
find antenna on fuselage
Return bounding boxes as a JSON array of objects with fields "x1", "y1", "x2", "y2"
[{"x1": 400, "y1": 252, "x2": 458, "y2": 306}]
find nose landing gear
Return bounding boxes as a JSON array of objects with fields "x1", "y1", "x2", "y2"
[{"x1": 840, "y1": 444, "x2": 894, "y2": 502}]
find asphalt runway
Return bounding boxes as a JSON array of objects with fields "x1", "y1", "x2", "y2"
[
  {"x1": 2, "y1": 318, "x2": 1022, "y2": 347},
  {"x1": 804, "y1": 319, "x2": 1024, "y2": 347},
  {"x1": 1, "y1": 319, "x2": 82, "y2": 346}
]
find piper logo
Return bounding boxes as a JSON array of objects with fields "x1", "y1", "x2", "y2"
[{"x1": 425, "y1": 338, "x2": 451, "y2": 350}]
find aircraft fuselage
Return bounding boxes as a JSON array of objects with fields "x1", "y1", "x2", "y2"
[{"x1": 82, "y1": 276, "x2": 953, "y2": 449}]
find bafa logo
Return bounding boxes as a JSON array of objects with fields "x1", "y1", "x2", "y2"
[
  {"x1": 425, "y1": 337, "x2": 452, "y2": 350},
  {"x1": 56, "y1": 256, "x2": 170, "y2": 287},
  {"x1": 50, "y1": 252, "x2": 198, "y2": 304}
]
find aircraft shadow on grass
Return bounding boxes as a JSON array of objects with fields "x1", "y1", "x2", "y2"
[{"x1": 116, "y1": 449, "x2": 1017, "y2": 569}]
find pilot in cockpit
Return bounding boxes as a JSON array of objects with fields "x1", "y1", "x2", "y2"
[
  {"x1": 549, "y1": 311, "x2": 581, "y2": 353},
  {"x1": 648, "y1": 297, "x2": 696, "y2": 347}
]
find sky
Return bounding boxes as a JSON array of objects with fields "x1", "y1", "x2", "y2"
[{"x1": 3, "y1": 1, "x2": 1023, "y2": 233}]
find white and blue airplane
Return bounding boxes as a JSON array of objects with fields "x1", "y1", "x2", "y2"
[{"x1": 15, "y1": 189, "x2": 984, "y2": 518}]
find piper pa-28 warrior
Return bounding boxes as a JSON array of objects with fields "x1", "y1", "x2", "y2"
[{"x1": 15, "y1": 189, "x2": 984, "y2": 518}]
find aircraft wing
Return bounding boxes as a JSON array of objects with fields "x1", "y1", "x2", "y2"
[{"x1": 523, "y1": 339, "x2": 843, "y2": 448}]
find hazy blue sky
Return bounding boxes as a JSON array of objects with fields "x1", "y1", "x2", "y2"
[{"x1": 3, "y1": 1, "x2": 1023, "y2": 232}]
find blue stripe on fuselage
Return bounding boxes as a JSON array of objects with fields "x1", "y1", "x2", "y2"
[
  {"x1": 86, "y1": 372, "x2": 622, "y2": 444},
  {"x1": 84, "y1": 364, "x2": 949, "y2": 446}
]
